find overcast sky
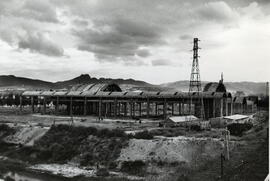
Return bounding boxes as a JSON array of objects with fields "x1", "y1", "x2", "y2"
[{"x1": 0, "y1": 0, "x2": 269, "y2": 84}]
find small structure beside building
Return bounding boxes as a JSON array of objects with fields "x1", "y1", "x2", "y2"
[
  {"x1": 163, "y1": 115, "x2": 198, "y2": 127},
  {"x1": 210, "y1": 114, "x2": 251, "y2": 128},
  {"x1": 223, "y1": 114, "x2": 250, "y2": 125}
]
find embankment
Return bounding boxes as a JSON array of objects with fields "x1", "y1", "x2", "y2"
[{"x1": 0, "y1": 123, "x2": 235, "y2": 180}]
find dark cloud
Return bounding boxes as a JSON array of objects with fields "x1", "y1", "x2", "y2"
[
  {"x1": 74, "y1": 18, "x2": 165, "y2": 61},
  {"x1": 18, "y1": 32, "x2": 64, "y2": 57},
  {"x1": 14, "y1": 0, "x2": 59, "y2": 23},
  {"x1": 196, "y1": 1, "x2": 238, "y2": 23},
  {"x1": 180, "y1": 34, "x2": 193, "y2": 40},
  {"x1": 152, "y1": 59, "x2": 171, "y2": 66},
  {"x1": 136, "y1": 49, "x2": 151, "y2": 57},
  {"x1": 72, "y1": 19, "x2": 89, "y2": 27}
]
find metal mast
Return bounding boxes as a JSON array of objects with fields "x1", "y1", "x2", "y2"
[
  {"x1": 189, "y1": 38, "x2": 205, "y2": 119},
  {"x1": 189, "y1": 38, "x2": 201, "y2": 92}
]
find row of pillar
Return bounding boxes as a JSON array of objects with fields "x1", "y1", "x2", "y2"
[{"x1": 18, "y1": 96, "x2": 234, "y2": 119}]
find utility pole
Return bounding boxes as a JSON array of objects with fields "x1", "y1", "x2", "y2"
[{"x1": 189, "y1": 38, "x2": 205, "y2": 119}]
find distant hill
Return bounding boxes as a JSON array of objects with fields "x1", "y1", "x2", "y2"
[
  {"x1": 0, "y1": 75, "x2": 54, "y2": 89},
  {"x1": 0, "y1": 74, "x2": 153, "y2": 91},
  {"x1": 160, "y1": 81, "x2": 268, "y2": 96},
  {"x1": 0, "y1": 75, "x2": 267, "y2": 95}
]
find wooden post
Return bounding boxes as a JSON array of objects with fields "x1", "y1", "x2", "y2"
[
  {"x1": 70, "y1": 97, "x2": 73, "y2": 116},
  {"x1": 83, "y1": 97, "x2": 87, "y2": 116},
  {"x1": 31, "y1": 96, "x2": 34, "y2": 113},
  {"x1": 220, "y1": 153, "x2": 225, "y2": 178},
  {"x1": 147, "y1": 98, "x2": 150, "y2": 118}
]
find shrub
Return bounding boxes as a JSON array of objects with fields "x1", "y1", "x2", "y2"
[
  {"x1": 190, "y1": 125, "x2": 201, "y2": 132},
  {"x1": 121, "y1": 160, "x2": 146, "y2": 175},
  {"x1": 227, "y1": 123, "x2": 253, "y2": 136},
  {"x1": 133, "y1": 130, "x2": 153, "y2": 139},
  {"x1": 32, "y1": 125, "x2": 129, "y2": 164},
  {"x1": 0, "y1": 124, "x2": 15, "y2": 138}
]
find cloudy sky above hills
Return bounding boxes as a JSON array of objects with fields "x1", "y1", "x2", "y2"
[{"x1": 0, "y1": 0, "x2": 269, "y2": 84}]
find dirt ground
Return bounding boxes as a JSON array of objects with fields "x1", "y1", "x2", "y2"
[{"x1": 0, "y1": 107, "x2": 268, "y2": 181}]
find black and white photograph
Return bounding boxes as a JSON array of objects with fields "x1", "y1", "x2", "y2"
[{"x1": 0, "y1": 0, "x2": 269, "y2": 180}]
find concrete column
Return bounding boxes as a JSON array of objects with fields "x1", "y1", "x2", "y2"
[
  {"x1": 124, "y1": 102, "x2": 127, "y2": 117},
  {"x1": 69, "y1": 97, "x2": 72, "y2": 116},
  {"x1": 99, "y1": 98, "x2": 102, "y2": 119},
  {"x1": 225, "y1": 99, "x2": 228, "y2": 116},
  {"x1": 118, "y1": 102, "x2": 121, "y2": 116},
  {"x1": 155, "y1": 103, "x2": 158, "y2": 116},
  {"x1": 56, "y1": 96, "x2": 59, "y2": 115},
  {"x1": 172, "y1": 103, "x2": 174, "y2": 115},
  {"x1": 129, "y1": 100, "x2": 133, "y2": 118},
  {"x1": 132, "y1": 102, "x2": 135, "y2": 117},
  {"x1": 139, "y1": 102, "x2": 142, "y2": 117},
  {"x1": 163, "y1": 98, "x2": 167, "y2": 119},
  {"x1": 179, "y1": 101, "x2": 181, "y2": 115},
  {"x1": 31, "y1": 96, "x2": 34, "y2": 113},
  {"x1": 231, "y1": 98, "x2": 233, "y2": 115},
  {"x1": 104, "y1": 102, "x2": 107, "y2": 117},
  {"x1": 189, "y1": 96, "x2": 193, "y2": 114},
  {"x1": 43, "y1": 97, "x2": 46, "y2": 115},
  {"x1": 114, "y1": 98, "x2": 117, "y2": 118},
  {"x1": 220, "y1": 99, "x2": 223, "y2": 117},
  {"x1": 19, "y1": 96, "x2": 22, "y2": 113},
  {"x1": 147, "y1": 98, "x2": 150, "y2": 118},
  {"x1": 83, "y1": 97, "x2": 87, "y2": 116},
  {"x1": 213, "y1": 99, "x2": 216, "y2": 118}
]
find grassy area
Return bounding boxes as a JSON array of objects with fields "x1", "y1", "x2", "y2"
[{"x1": 158, "y1": 111, "x2": 269, "y2": 181}]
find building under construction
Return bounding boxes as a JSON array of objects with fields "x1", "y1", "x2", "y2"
[
  {"x1": 0, "y1": 38, "x2": 256, "y2": 119},
  {"x1": 0, "y1": 80, "x2": 252, "y2": 120}
]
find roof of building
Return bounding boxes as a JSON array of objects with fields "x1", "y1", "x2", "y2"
[
  {"x1": 234, "y1": 97, "x2": 247, "y2": 104},
  {"x1": 224, "y1": 114, "x2": 249, "y2": 120},
  {"x1": 167, "y1": 115, "x2": 198, "y2": 123},
  {"x1": 203, "y1": 82, "x2": 226, "y2": 92},
  {"x1": 246, "y1": 100, "x2": 254, "y2": 106},
  {"x1": 71, "y1": 83, "x2": 122, "y2": 93}
]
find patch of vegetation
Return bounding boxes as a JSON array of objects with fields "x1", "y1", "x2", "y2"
[
  {"x1": 227, "y1": 123, "x2": 253, "y2": 136},
  {"x1": 0, "y1": 124, "x2": 15, "y2": 139},
  {"x1": 121, "y1": 160, "x2": 146, "y2": 175},
  {"x1": 26, "y1": 125, "x2": 129, "y2": 165},
  {"x1": 133, "y1": 130, "x2": 153, "y2": 139},
  {"x1": 149, "y1": 128, "x2": 187, "y2": 137}
]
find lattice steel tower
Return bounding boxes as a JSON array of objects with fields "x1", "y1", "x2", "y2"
[
  {"x1": 189, "y1": 38, "x2": 205, "y2": 119},
  {"x1": 189, "y1": 38, "x2": 202, "y2": 92}
]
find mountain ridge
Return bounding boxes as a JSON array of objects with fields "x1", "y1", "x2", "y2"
[{"x1": 0, "y1": 74, "x2": 268, "y2": 95}]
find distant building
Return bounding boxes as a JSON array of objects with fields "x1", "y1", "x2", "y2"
[
  {"x1": 223, "y1": 114, "x2": 250, "y2": 124},
  {"x1": 163, "y1": 115, "x2": 198, "y2": 127},
  {"x1": 234, "y1": 91, "x2": 245, "y2": 97}
]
